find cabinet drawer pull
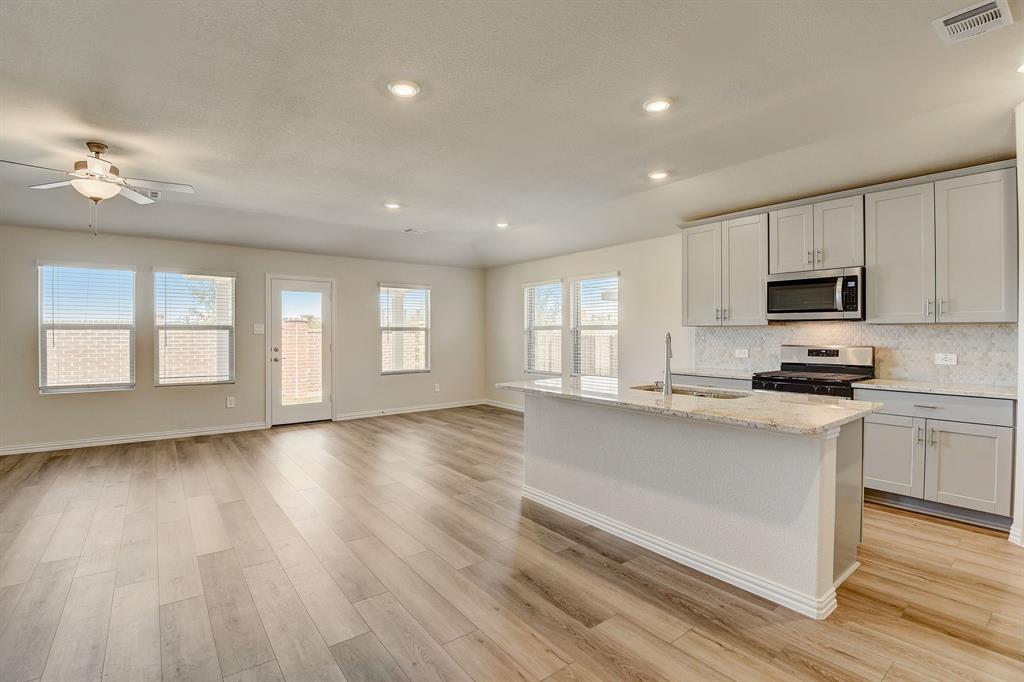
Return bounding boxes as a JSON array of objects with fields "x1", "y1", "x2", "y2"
[{"x1": 912, "y1": 404, "x2": 940, "y2": 409}]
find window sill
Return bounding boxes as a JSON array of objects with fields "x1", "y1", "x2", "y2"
[
  {"x1": 381, "y1": 369, "x2": 432, "y2": 376},
  {"x1": 525, "y1": 370, "x2": 561, "y2": 377},
  {"x1": 155, "y1": 380, "x2": 236, "y2": 388},
  {"x1": 39, "y1": 385, "x2": 136, "y2": 396}
]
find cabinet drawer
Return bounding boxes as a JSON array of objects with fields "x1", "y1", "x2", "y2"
[
  {"x1": 853, "y1": 388, "x2": 1014, "y2": 427},
  {"x1": 673, "y1": 374, "x2": 752, "y2": 391}
]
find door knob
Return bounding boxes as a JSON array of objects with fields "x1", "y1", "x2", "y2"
[
  {"x1": 272, "y1": 358, "x2": 279, "y2": 362},
  {"x1": 272, "y1": 346, "x2": 279, "y2": 352}
]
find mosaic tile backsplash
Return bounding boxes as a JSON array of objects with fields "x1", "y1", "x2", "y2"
[{"x1": 693, "y1": 322, "x2": 1018, "y2": 385}]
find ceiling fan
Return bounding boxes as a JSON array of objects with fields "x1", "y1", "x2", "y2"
[{"x1": 1, "y1": 140, "x2": 195, "y2": 205}]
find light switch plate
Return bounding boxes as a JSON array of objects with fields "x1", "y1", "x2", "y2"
[
  {"x1": 734, "y1": 348, "x2": 749, "y2": 359},
  {"x1": 253, "y1": 323, "x2": 265, "y2": 335},
  {"x1": 934, "y1": 353, "x2": 958, "y2": 366}
]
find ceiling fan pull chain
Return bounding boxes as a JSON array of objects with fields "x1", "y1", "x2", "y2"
[{"x1": 89, "y1": 199, "x2": 99, "y2": 236}]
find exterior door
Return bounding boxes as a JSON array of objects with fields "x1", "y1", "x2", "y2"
[
  {"x1": 934, "y1": 169, "x2": 1017, "y2": 323},
  {"x1": 924, "y1": 420, "x2": 1013, "y2": 516},
  {"x1": 814, "y1": 195, "x2": 864, "y2": 270},
  {"x1": 769, "y1": 205, "x2": 814, "y2": 274},
  {"x1": 721, "y1": 214, "x2": 767, "y2": 326},
  {"x1": 863, "y1": 414, "x2": 925, "y2": 498},
  {"x1": 865, "y1": 183, "x2": 936, "y2": 324},
  {"x1": 681, "y1": 222, "x2": 722, "y2": 326},
  {"x1": 270, "y1": 278, "x2": 333, "y2": 425}
]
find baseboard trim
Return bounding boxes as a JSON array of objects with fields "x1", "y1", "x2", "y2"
[
  {"x1": 1010, "y1": 525, "x2": 1023, "y2": 547},
  {"x1": 483, "y1": 399, "x2": 524, "y2": 413},
  {"x1": 0, "y1": 422, "x2": 267, "y2": 456},
  {"x1": 333, "y1": 399, "x2": 488, "y2": 421},
  {"x1": 522, "y1": 485, "x2": 839, "y2": 620}
]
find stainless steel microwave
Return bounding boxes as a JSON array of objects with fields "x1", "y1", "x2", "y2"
[{"x1": 766, "y1": 267, "x2": 863, "y2": 321}]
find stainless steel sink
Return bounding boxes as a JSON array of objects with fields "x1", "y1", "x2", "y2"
[{"x1": 631, "y1": 384, "x2": 747, "y2": 399}]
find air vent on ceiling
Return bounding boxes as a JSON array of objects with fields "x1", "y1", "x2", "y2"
[{"x1": 933, "y1": 0, "x2": 1013, "y2": 45}]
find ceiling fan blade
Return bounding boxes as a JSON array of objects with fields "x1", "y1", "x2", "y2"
[
  {"x1": 124, "y1": 177, "x2": 195, "y2": 194},
  {"x1": 29, "y1": 180, "x2": 73, "y2": 190},
  {"x1": 1, "y1": 159, "x2": 70, "y2": 174},
  {"x1": 119, "y1": 186, "x2": 155, "y2": 205}
]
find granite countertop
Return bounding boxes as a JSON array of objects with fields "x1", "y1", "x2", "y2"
[
  {"x1": 853, "y1": 378, "x2": 1017, "y2": 400},
  {"x1": 496, "y1": 377, "x2": 881, "y2": 437},
  {"x1": 670, "y1": 367, "x2": 758, "y2": 380}
]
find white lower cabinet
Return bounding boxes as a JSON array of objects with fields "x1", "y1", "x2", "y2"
[
  {"x1": 863, "y1": 414, "x2": 925, "y2": 498},
  {"x1": 856, "y1": 389, "x2": 1014, "y2": 518},
  {"x1": 923, "y1": 420, "x2": 1013, "y2": 516}
]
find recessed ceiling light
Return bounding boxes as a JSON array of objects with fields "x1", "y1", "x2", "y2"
[
  {"x1": 496, "y1": 222, "x2": 509, "y2": 229},
  {"x1": 387, "y1": 80, "x2": 421, "y2": 98},
  {"x1": 1018, "y1": 63, "x2": 1024, "y2": 73},
  {"x1": 647, "y1": 170, "x2": 670, "y2": 181},
  {"x1": 384, "y1": 202, "x2": 401, "y2": 210},
  {"x1": 642, "y1": 97, "x2": 673, "y2": 113}
]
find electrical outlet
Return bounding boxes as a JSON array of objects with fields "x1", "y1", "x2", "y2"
[
  {"x1": 253, "y1": 323, "x2": 265, "y2": 335},
  {"x1": 934, "y1": 353, "x2": 958, "y2": 366},
  {"x1": 433, "y1": 382, "x2": 441, "y2": 393},
  {"x1": 734, "y1": 348, "x2": 749, "y2": 359},
  {"x1": 226, "y1": 396, "x2": 236, "y2": 408}
]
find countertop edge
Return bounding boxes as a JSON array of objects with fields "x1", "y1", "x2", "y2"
[
  {"x1": 497, "y1": 383, "x2": 880, "y2": 437},
  {"x1": 852, "y1": 379, "x2": 1017, "y2": 401}
]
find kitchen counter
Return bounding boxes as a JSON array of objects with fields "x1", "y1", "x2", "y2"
[
  {"x1": 497, "y1": 377, "x2": 880, "y2": 437},
  {"x1": 500, "y1": 375, "x2": 872, "y2": 619},
  {"x1": 853, "y1": 378, "x2": 1016, "y2": 400},
  {"x1": 670, "y1": 367, "x2": 757, "y2": 380}
]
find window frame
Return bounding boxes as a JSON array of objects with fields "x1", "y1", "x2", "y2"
[
  {"x1": 523, "y1": 279, "x2": 563, "y2": 376},
  {"x1": 378, "y1": 282, "x2": 432, "y2": 375},
  {"x1": 569, "y1": 271, "x2": 620, "y2": 379},
  {"x1": 37, "y1": 260, "x2": 138, "y2": 395},
  {"x1": 153, "y1": 267, "x2": 237, "y2": 387}
]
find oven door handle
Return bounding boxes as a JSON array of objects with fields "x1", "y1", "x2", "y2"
[{"x1": 834, "y1": 277, "x2": 843, "y2": 312}]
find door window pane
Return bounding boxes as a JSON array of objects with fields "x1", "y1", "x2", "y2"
[{"x1": 281, "y1": 290, "x2": 323, "y2": 405}]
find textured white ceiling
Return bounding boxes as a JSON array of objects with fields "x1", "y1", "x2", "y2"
[{"x1": 0, "y1": 0, "x2": 1021, "y2": 267}]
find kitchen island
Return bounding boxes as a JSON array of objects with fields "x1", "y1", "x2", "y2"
[{"x1": 497, "y1": 377, "x2": 882, "y2": 619}]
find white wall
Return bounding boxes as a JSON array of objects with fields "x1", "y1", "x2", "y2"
[
  {"x1": 0, "y1": 225, "x2": 486, "y2": 453},
  {"x1": 1012, "y1": 100, "x2": 1024, "y2": 547},
  {"x1": 484, "y1": 234, "x2": 693, "y2": 408}
]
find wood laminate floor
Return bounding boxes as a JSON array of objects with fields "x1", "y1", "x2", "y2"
[{"x1": 0, "y1": 405, "x2": 1021, "y2": 682}]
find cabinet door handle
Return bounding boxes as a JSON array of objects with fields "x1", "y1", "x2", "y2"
[
  {"x1": 806, "y1": 250, "x2": 812, "y2": 265},
  {"x1": 816, "y1": 248, "x2": 823, "y2": 263},
  {"x1": 916, "y1": 426, "x2": 924, "y2": 444},
  {"x1": 723, "y1": 308, "x2": 729, "y2": 320},
  {"x1": 715, "y1": 308, "x2": 720, "y2": 320},
  {"x1": 926, "y1": 299, "x2": 933, "y2": 316},
  {"x1": 938, "y1": 298, "x2": 946, "y2": 315},
  {"x1": 929, "y1": 428, "x2": 937, "y2": 447}
]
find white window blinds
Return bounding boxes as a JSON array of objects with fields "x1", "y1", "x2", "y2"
[
  {"x1": 380, "y1": 284, "x2": 430, "y2": 373},
  {"x1": 524, "y1": 281, "x2": 562, "y2": 374},
  {"x1": 154, "y1": 270, "x2": 235, "y2": 385},
  {"x1": 571, "y1": 274, "x2": 619, "y2": 379},
  {"x1": 38, "y1": 263, "x2": 136, "y2": 393}
]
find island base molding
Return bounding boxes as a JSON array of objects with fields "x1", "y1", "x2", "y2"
[{"x1": 523, "y1": 484, "x2": 851, "y2": 619}]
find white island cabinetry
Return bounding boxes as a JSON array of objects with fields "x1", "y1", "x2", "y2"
[{"x1": 499, "y1": 378, "x2": 880, "y2": 619}]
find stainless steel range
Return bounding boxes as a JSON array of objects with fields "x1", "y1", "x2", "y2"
[{"x1": 752, "y1": 345, "x2": 874, "y2": 399}]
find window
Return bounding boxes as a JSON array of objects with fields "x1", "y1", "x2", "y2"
[
  {"x1": 524, "y1": 280, "x2": 562, "y2": 374},
  {"x1": 154, "y1": 269, "x2": 235, "y2": 385},
  {"x1": 38, "y1": 263, "x2": 136, "y2": 393},
  {"x1": 379, "y1": 284, "x2": 430, "y2": 373},
  {"x1": 571, "y1": 273, "x2": 619, "y2": 379}
]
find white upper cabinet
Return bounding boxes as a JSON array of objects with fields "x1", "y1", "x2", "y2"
[
  {"x1": 682, "y1": 215, "x2": 767, "y2": 327},
  {"x1": 681, "y1": 222, "x2": 722, "y2": 327},
  {"x1": 722, "y1": 214, "x2": 767, "y2": 326},
  {"x1": 770, "y1": 196, "x2": 864, "y2": 274},
  {"x1": 934, "y1": 169, "x2": 1017, "y2": 323},
  {"x1": 768, "y1": 205, "x2": 813, "y2": 274},
  {"x1": 865, "y1": 183, "x2": 936, "y2": 324},
  {"x1": 814, "y1": 196, "x2": 864, "y2": 270},
  {"x1": 866, "y1": 170, "x2": 1017, "y2": 325}
]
